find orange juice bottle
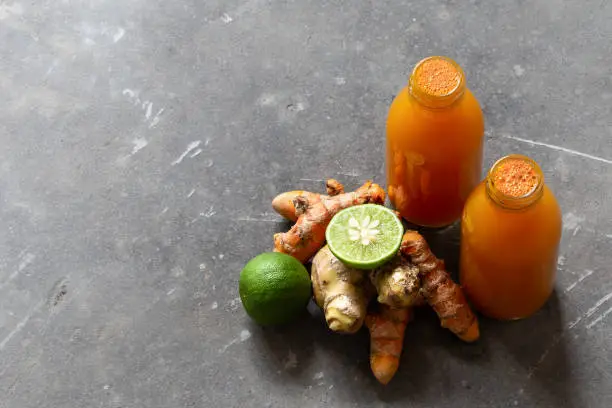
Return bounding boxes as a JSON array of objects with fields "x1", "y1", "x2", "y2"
[
  {"x1": 386, "y1": 56, "x2": 484, "y2": 227},
  {"x1": 459, "y1": 155, "x2": 562, "y2": 320}
]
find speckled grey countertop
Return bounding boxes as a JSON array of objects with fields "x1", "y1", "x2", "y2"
[{"x1": 0, "y1": 1, "x2": 611, "y2": 407}]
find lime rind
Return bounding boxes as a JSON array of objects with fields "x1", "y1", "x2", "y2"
[
  {"x1": 239, "y1": 252, "x2": 312, "y2": 326},
  {"x1": 326, "y1": 204, "x2": 404, "y2": 270}
]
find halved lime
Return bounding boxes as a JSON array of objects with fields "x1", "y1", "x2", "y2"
[{"x1": 326, "y1": 204, "x2": 404, "y2": 270}]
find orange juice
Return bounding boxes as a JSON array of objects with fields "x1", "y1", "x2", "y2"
[
  {"x1": 459, "y1": 155, "x2": 562, "y2": 320},
  {"x1": 386, "y1": 56, "x2": 484, "y2": 227}
]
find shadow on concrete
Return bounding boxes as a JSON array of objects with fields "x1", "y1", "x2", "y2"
[
  {"x1": 248, "y1": 305, "x2": 319, "y2": 379},
  {"x1": 249, "y1": 299, "x2": 370, "y2": 381},
  {"x1": 489, "y1": 291, "x2": 577, "y2": 408}
]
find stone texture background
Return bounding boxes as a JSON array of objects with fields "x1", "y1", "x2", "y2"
[{"x1": 0, "y1": 1, "x2": 610, "y2": 407}]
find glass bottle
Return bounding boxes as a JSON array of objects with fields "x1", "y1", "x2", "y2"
[
  {"x1": 386, "y1": 56, "x2": 485, "y2": 227},
  {"x1": 459, "y1": 154, "x2": 562, "y2": 320}
]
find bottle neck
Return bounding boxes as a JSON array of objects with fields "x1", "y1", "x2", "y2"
[
  {"x1": 408, "y1": 56, "x2": 466, "y2": 109},
  {"x1": 485, "y1": 155, "x2": 544, "y2": 210}
]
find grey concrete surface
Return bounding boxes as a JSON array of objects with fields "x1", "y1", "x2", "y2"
[{"x1": 0, "y1": 0, "x2": 611, "y2": 407}]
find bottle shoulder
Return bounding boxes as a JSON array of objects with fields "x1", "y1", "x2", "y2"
[
  {"x1": 464, "y1": 182, "x2": 562, "y2": 234},
  {"x1": 387, "y1": 86, "x2": 483, "y2": 121}
]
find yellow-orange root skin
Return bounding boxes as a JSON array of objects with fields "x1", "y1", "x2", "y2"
[
  {"x1": 366, "y1": 305, "x2": 412, "y2": 385},
  {"x1": 325, "y1": 179, "x2": 344, "y2": 196},
  {"x1": 271, "y1": 191, "x2": 316, "y2": 222},
  {"x1": 273, "y1": 180, "x2": 385, "y2": 263},
  {"x1": 370, "y1": 256, "x2": 422, "y2": 308},
  {"x1": 311, "y1": 246, "x2": 371, "y2": 334},
  {"x1": 400, "y1": 230, "x2": 479, "y2": 342},
  {"x1": 370, "y1": 355, "x2": 399, "y2": 386},
  {"x1": 271, "y1": 179, "x2": 345, "y2": 222}
]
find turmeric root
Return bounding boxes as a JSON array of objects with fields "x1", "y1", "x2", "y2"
[
  {"x1": 274, "y1": 180, "x2": 385, "y2": 263},
  {"x1": 366, "y1": 305, "x2": 412, "y2": 385},
  {"x1": 400, "y1": 230, "x2": 479, "y2": 342},
  {"x1": 272, "y1": 191, "x2": 319, "y2": 222},
  {"x1": 370, "y1": 256, "x2": 424, "y2": 308},
  {"x1": 323, "y1": 179, "x2": 345, "y2": 197},
  {"x1": 272, "y1": 179, "x2": 345, "y2": 222},
  {"x1": 311, "y1": 245, "x2": 372, "y2": 334}
]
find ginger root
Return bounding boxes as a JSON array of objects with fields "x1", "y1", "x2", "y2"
[
  {"x1": 311, "y1": 245, "x2": 372, "y2": 334},
  {"x1": 273, "y1": 180, "x2": 385, "y2": 263},
  {"x1": 366, "y1": 304, "x2": 412, "y2": 385},
  {"x1": 400, "y1": 230, "x2": 479, "y2": 342},
  {"x1": 272, "y1": 179, "x2": 344, "y2": 222},
  {"x1": 370, "y1": 256, "x2": 424, "y2": 308}
]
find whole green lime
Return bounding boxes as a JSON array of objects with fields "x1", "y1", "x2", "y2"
[{"x1": 239, "y1": 252, "x2": 312, "y2": 326}]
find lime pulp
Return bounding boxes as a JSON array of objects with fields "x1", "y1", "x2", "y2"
[{"x1": 325, "y1": 204, "x2": 404, "y2": 270}]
